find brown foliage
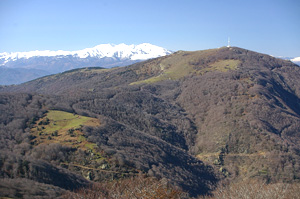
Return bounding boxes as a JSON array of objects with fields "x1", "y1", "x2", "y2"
[
  {"x1": 200, "y1": 180, "x2": 300, "y2": 199},
  {"x1": 63, "y1": 175, "x2": 184, "y2": 199}
]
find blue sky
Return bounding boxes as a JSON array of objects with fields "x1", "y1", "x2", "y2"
[{"x1": 0, "y1": 0, "x2": 299, "y2": 57}]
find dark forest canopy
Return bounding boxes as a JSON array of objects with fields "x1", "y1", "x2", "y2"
[{"x1": 1, "y1": 47, "x2": 300, "y2": 198}]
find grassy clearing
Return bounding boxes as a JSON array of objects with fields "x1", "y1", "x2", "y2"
[
  {"x1": 208, "y1": 59, "x2": 240, "y2": 72},
  {"x1": 130, "y1": 51, "x2": 198, "y2": 85},
  {"x1": 30, "y1": 110, "x2": 139, "y2": 179},
  {"x1": 29, "y1": 110, "x2": 134, "y2": 179},
  {"x1": 131, "y1": 49, "x2": 240, "y2": 85},
  {"x1": 44, "y1": 110, "x2": 92, "y2": 132},
  {"x1": 31, "y1": 110, "x2": 100, "y2": 151}
]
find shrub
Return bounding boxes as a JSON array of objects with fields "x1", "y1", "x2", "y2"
[
  {"x1": 63, "y1": 174, "x2": 184, "y2": 199},
  {"x1": 199, "y1": 180, "x2": 300, "y2": 199}
]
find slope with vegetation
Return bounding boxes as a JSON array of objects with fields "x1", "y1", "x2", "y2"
[{"x1": 0, "y1": 46, "x2": 300, "y2": 198}]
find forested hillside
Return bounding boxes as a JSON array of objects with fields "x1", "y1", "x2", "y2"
[{"x1": 1, "y1": 47, "x2": 300, "y2": 198}]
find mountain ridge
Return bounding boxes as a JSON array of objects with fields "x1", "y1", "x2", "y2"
[
  {"x1": 291, "y1": 56, "x2": 300, "y2": 65},
  {"x1": 1, "y1": 46, "x2": 300, "y2": 198},
  {"x1": 0, "y1": 43, "x2": 172, "y2": 64},
  {"x1": 0, "y1": 43, "x2": 172, "y2": 85}
]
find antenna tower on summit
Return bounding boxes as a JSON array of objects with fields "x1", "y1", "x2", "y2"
[{"x1": 227, "y1": 37, "x2": 230, "y2": 47}]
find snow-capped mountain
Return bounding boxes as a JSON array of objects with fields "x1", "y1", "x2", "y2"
[
  {"x1": 276, "y1": 56, "x2": 300, "y2": 66},
  {"x1": 291, "y1": 57, "x2": 300, "y2": 66},
  {"x1": 0, "y1": 43, "x2": 172, "y2": 65},
  {"x1": 0, "y1": 43, "x2": 172, "y2": 85}
]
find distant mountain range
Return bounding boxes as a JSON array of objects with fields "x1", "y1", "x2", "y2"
[
  {"x1": 291, "y1": 57, "x2": 300, "y2": 65},
  {"x1": 0, "y1": 43, "x2": 172, "y2": 85}
]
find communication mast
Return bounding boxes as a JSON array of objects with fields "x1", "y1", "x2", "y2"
[{"x1": 227, "y1": 37, "x2": 230, "y2": 47}]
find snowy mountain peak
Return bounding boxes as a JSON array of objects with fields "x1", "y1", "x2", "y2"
[
  {"x1": 74, "y1": 43, "x2": 171, "y2": 60},
  {"x1": 291, "y1": 57, "x2": 300, "y2": 66},
  {"x1": 291, "y1": 57, "x2": 300, "y2": 62},
  {"x1": 0, "y1": 43, "x2": 172, "y2": 64}
]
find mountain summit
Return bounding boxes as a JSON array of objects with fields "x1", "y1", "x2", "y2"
[{"x1": 0, "y1": 43, "x2": 172, "y2": 85}]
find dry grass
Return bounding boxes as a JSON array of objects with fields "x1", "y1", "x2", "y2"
[
  {"x1": 30, "y1": 110, "x2": 100, "y2": 151},
  {"x1": 131, "y1": 50, "x2": 240, "y2": 85},
  {"x1": 63, "y1": 174, "x2": 184, "y2": 199},
  {"x1": 207, "y1": 59, "x2": 240, "y2": 72},
  {"x1": 199, "y1": 180, "x2": 300, "y2": 199},
  {"x1": 63, "y1": 177, "x2": 300, "y2": 199}
]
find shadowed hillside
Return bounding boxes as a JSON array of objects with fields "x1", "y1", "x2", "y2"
[{"x1": 1, "y1": 47, "x2": 300, "y2": 198}]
